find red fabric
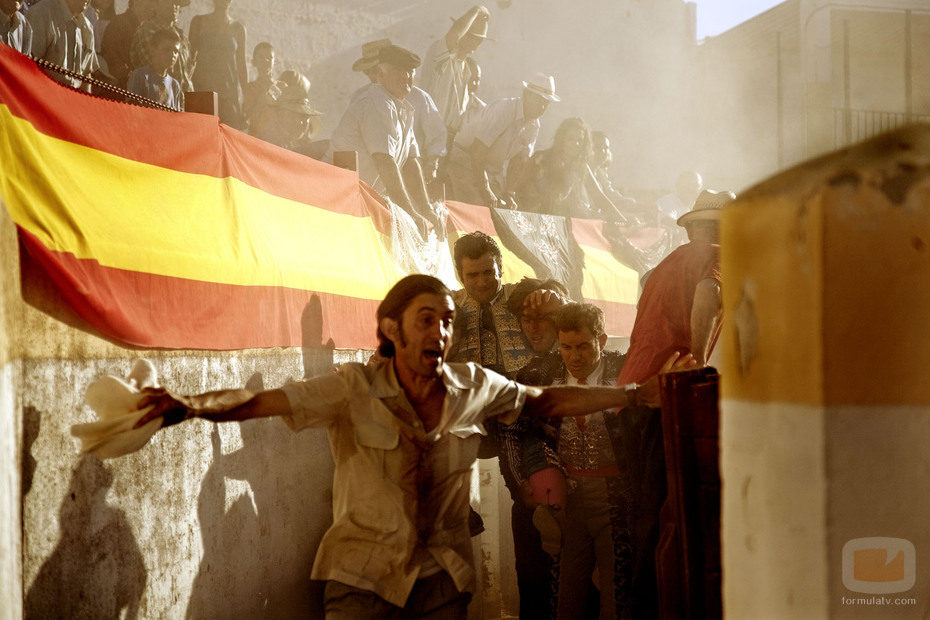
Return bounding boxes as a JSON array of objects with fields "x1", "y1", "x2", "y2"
[
  {"x1": 18, "y1": 228, "x2": 379, "y2": 349},
  {"x1": 0, "y1": 44, "x2": 388, "y2": 230},
  {"x1": 617, "y1": 241, "x2": 720, "y2": 384}
]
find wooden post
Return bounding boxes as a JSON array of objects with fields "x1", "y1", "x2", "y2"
[
  {"x1": 333, "y1": 151, "x2": 358, "y2": 172},
  {"x1": 184, "y1": 91, "x2": 218, "y2": 116}
]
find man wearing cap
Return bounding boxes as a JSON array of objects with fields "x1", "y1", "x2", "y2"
[
  {"x1": 250, "y1": 71, "x2": 321, "y2": 152},
  {"x1": 421, "y1": 4, "x2": 488, "y2": 138},
  {"x1": 447, "y1": 74, "x2": 558, "y2": 208},
  {"x1": 354, "y1": 39, "x2": 448, "y2": 186},
  {"x1": 618, "y1": 189, "x2": 733, "y2": 384},
  {"x1": 331, "y1": 43, "x2": 438, "y2": 233}
]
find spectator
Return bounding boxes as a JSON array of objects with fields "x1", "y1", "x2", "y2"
[
  {"x1": 447, "y1": 73, "x2": 558, "y2": 208},
  {"x1": 421, "y1": 4, "x2": 488, "y2": 137},
  {"x1": 188, "y1": 0, "x2": 247, "y2": 128},
  {"x1": 330, "y1": 44, "x2": 438, "y2": 234},
  {"x1": 131, "y1": 0, "x2": 194, "y2": 100},
  {"x1": 590, "y1": 130, "x2": 648, "y2": 223},
  {"x1": 1, "y1": 0, "x2": 32, "y2": 54},
  {"x1": 349, "y1": 37, "x2": 389, "y2": 99},
  {"x1": 28, "y1": 0, "x2": 97, "y2": 90},
  {"x1": 406, "y1": 85, "x2": 446, "y2": 188},
  {"x1": 511, "y1": 117, "x2": 627, "y2": 220},
  {"x1": 250, "y1": 70, "x2": 321, "y2": 152},
  {"x1": 126, "y1": 26, "x2": 181, "y2": 110},
  {"x1": 618, "y1": 188, "x2": 732, "y2": 383},
  {"x1": 350, "y1": 39, "x2": 446, "y2": 186},
  {"x1": 100, "y1": 0, "x2": 153, "y2": 88},
  {"x1": 461, "y1": 56, "x2": 485, "y2": 124},
  {"x1": 241, "y1": 41, "x2": 281, "y2": 129},
  {"x1": 83, "y1": 0, "x2": 112, "y2": 53}
]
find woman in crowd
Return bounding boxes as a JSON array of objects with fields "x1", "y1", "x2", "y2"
[{"x1": 511, "y1": 117, "x2": 628, "y2": 221}]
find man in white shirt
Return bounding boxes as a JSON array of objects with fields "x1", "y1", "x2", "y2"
[
  {"x1": 28, "y1": 0, "x2": 97, "y2": 89},
  {"x1": 0, "y1": 0, "x2": 32, "y2": 54},
  {"x1": 132, "y1": 275, "x2": 672, "y2": 619},
  {"x1": 331, "y1": 44, "x2": 439, "y2": 232},
  {"x1": 421, "y1": 4, "x2": 488, "y2": 137},
  {"x1": 447, "y1": 73, "x2": 559, "y2": 207}
]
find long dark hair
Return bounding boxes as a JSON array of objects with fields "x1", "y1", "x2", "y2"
[{"x1": 376, "y1": 275, "x2": 452, "y2": 357}]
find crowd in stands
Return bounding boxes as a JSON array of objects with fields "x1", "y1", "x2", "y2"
[
  {"x1": 1, "y1": 0, "x2": 707, "y2": 235},
  {"x1": 2, "y1": 2, "x2": 738, "y2": 617}
]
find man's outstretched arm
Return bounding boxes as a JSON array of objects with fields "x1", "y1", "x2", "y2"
[
  {"x1": 133, "y1": 388, "x2": 292, "y2": 428},
  {"x1": 522, "y1": 352, "x2": 695, "y2": 418}
]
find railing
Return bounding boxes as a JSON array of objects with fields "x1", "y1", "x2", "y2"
[{"x1": 833, "y1": 108, "x2": 930, "y2": 148}]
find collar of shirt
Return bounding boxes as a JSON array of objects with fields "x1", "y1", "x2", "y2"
[
  {"x1": 564, "y1": 356, "x2": 606, "y2": 386},
  {"x1": 366, "y1": 358, "x2": 481, "y2": 440}
]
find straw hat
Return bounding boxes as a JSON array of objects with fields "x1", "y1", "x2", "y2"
[
  {"x1": 676, "y1": 189, "x2": 735, "y2": 227},
  {"x1": 378, "y1": 45, "x2": 421, "y2": 70},
  {"x1": 351, "y1": 38, "x2": 392, "y2": 72},
  {"x1": 522, "y1": 73, "x2": 560, "y2": 102}
]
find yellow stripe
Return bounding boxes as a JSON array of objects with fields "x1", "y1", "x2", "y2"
[
  {"x1": 498, "y1": 244, "x2": 535, "y2": 284},
  {"x1": 578, "y1": 243, "x2": 638, "y2": 304},
  {"x1": 0, "y1": 106, "x2": 404, "y2": 299}
]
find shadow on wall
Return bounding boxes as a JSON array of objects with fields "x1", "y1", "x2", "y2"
[
  {"x1": 25, "y1": 455, "x2": 147, "y2": 619},
  {"x1": 187, "y1": 295, "x2": 335, "y2": 617}
]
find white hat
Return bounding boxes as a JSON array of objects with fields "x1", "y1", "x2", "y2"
[
  {"x1": 522, "y1": 73, "x2": 560, "y2": 102},
  {"x1": 677, "y1": 189, "x2": 736, "y2": 227}
]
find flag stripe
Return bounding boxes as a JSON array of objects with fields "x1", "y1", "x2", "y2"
[
  {"x1": 1, "y1": 107, "x2": 404, "y2": 299},
  {"x1": 19, "y1": 227, "x2": 379, "y2": 349},
  {"x1": 0, "y1": 45, "x2": 390, "y2": 228}
]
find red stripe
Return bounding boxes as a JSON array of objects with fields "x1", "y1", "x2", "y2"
[
  {"x1": 446, "y1": 201, "x2": 496, "y2": 234},
  {"x1": 586, "y1": 297, "x2": 636, "y2": 338},
  {"x1": 18, "y1": 227, "x2": 378, "y2": 350},
  {"x1": 0, "y1": 45, "x2": 394, "y2": 232}
]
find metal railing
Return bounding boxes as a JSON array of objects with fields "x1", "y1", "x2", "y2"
[{"x1": 833, "y1": 108, "x2": 930, "y2": 147}]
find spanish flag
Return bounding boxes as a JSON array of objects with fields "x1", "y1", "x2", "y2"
[{"x1": 0, "y1": 45, "x2": 642, "y2": 350}]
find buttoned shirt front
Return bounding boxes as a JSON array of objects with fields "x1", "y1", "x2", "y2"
[
  {"x1": 454, "y1": 96, "x2": 539, "y2": 180},
  {"x1": 330, "y1": 83, "x2": 420, "y2": 189},
  {"x1": 28, "y1": 0, "x2": 97, "y2": 88},
  {"x1": 281, "y1": 359, "x2": 526, "y2": 607},
  {"x1": 1, "y1": 10, "x2": 32, "y2": 54}
]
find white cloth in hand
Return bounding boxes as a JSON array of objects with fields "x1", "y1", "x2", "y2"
[{"x1": 71, "y1": 359, "x2": 163, "y2": 459}]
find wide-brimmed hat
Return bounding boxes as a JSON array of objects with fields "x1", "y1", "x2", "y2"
[
  {"x1": 677, "y1": 189, "x2": 735, "y2": 227},
  {"x1": 378, "y1": 44, "x2": 421, "y2": 70},
  {"x1": 276, "y1": 73, "x2": 322, "y2": 118},
  {"x1": 522, "y1": 73, "x2": 560, "y2": 102},
  {"x1": 351, "y1": 38, "x2": 391, "y2": 72}
]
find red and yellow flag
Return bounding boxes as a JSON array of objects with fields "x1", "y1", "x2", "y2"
[{"x1": 0, "y1": 45, "x2": 643, "y2": 350}]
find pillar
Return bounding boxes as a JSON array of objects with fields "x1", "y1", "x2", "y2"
[{"x1": 719, "y1": 124, "x2": 930, "y2": 617}]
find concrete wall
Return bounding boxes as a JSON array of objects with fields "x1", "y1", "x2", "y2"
[
  {"x1": 0, "y1": 198, "x2": 359, "y2": 617},
  {"x1": 719, "y1": 125, "x2": 930, "y2": 617}
]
